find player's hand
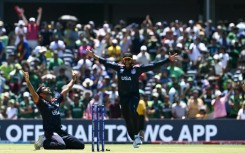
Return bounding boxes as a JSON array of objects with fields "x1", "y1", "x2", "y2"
[
  {"x1": 168, "y1": 52, "x2": 178, "y2": 62},
  {"x1": 22, "y1": 70, "x2": 29, "y2": 81}
]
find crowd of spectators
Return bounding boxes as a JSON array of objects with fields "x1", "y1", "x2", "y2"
[{"x1": 0, "y1": 7, "x2": 245, "y2": 120}]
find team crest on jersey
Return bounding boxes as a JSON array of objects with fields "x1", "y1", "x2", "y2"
[
  {"x1": 120, "y1": 69, "x2": 124, "y2": 73},
  {"x1": 52, "y1": 109, "x2": 60, "y2": 115},
  {"x1": 131, "y1": 69, "x2": 136, "y2": 74}
]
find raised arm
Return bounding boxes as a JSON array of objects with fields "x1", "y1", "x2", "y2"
[
  {"x1": 36, "y1": 7, "x2": 42, "y2": 26},
  {"x1": 22, "y1": 70, "x2": 40, "y2": 104},
  {"x1": 140, "y1": 53, "x2": 178, "y2": 72},
  {"x1": 87, "y1": 49, "x2": 119, "y2": 70},
  {"x1": 61, "y1": 71, "x2": 77, "y2": 97},
  {"x1": 19, "y1": 8, "x2": 28, "y2": 25}
]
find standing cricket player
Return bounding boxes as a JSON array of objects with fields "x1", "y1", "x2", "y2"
[{"x1": 87, "y1": 49, "x2": 177, "y2": 148}]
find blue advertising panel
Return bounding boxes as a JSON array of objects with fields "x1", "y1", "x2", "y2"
[{"x1": 0, "y1": 119, "x2": 245, "y2": 143}]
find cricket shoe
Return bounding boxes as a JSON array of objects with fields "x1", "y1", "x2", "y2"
[
  {"x1": 134, "y1": 135, "x2": 143, "y2": 145},
  {"x1": 34, "y1": 135, "x2": 46, "y2": 150},
  {"x1": 133, "y1": 139, "x2": 139, "y2": 148}
]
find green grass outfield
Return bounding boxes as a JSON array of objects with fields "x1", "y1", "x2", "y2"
[{"x1": 0, "y1": 144, "x2": 245, "y2": 153}]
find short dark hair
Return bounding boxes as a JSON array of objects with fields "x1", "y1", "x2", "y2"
[
  {"x1": 123, "y1": 53, "x2": 133, "y2": 59},
  {"x1": 36, "y1": 85, "x2": 44, "y2": 94}
]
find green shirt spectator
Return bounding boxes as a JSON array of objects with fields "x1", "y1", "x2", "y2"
[
  {"x1": 70, "y1": 94, "x2": 84, "y2": 118},
  {"x1": 59, "y1": 103, "x2": 71, "y2": 118},
  {"x1": 167, "y1": 63, "x2": 185, "y2": 80},
  {"x1": 47, "y1": 50, "x2": 64, "y2": 70},
  {"x1": 29, "y1": 69, "x2": 40, "y2": 90},
  {"x1": 0, "y1": 62, "x2": 14, "y2": 80},
  {"x1": 147, "y1": 92, "x2": 163, "y2": 119},
  {"x1": 228, "y1": 90, "x2": 243, "y2": 118},
  {"x1": 19, "y1": 92, "x2": 35, "y2": 118}
]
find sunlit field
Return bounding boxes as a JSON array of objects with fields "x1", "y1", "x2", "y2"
[{"x1": 0, "y1": 144, "x2": 245, "y2": 153}]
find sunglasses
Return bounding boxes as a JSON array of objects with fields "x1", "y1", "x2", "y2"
[{"x1": 123, "y1": 57, "x2": 133, "y2": 61}]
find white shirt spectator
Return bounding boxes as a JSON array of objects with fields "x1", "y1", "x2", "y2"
[
  {"x1": 136, "y1": 52, "x2": 151, "y2": 65},
  {"x1": 237, "y1": 108, "x2": 245, "y2": 120},
  {"x1": 6, "y1": 106, "x2": 18, "y2": 119},
  {"x1": 49, "y1": 40, "x2": 66, "y2": 57},
  {"x1": 136, "y1": 45, "x2": 151, "y2": 65},
  {"x1": 94, "y1": 38, "x2": 106, "y2": 57},
  {"x1": 15, "y1": 20, "x2": 27, "y2": 45},
  {"x1": 213, "y1": 54, "x2": 223, "y2": 76},
  {"x1": 188, "y1": 42, "x2": 204, "y2": 61},
  {"x1": 74, "y1": 59, "x2": 93, "y2": 70},
  {"x1": 219, "y1": 53, "x2": 229, "y2": 69},
  {"x1": 172, "y1": 101, "x2": 187, "y2": 119}
]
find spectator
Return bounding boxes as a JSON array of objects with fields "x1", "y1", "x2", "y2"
[
  {"x1": 15, "y1": 33, "x2": 29, "y2": 62},
  {"x1": 195, "y1": 105, "x2": 208, "y2": 119},
  {"x1": 237, "y1": 101, "x2": 245, "y2": 120},
  {"x1": 56, "y1": 67, "x2": 69, "y2": 92},
  {"x1": 172, "y1": 95, "x2": 187, "y2": 119},
  {"x1": 131, "y1": 28, "x2": 145, "y2": 55},
  {"x1": 212, "y1": 89, "x2": 232, "y2": 119},
  {"x1": 18, "y1": 92, "x2": 35, "y2": 119},
  {"x1": 70, "y1": 94, "x2": 84, "y2": 119},
  {"x1": 107, "y1": 39, "x2": 121, "y2": 62},
  {"x1": 59, "y1": 100, "x2": 71, "y2": 119},
  {"x1": 109, "y1": 97, "x2": 121, "y2": 118},
  {"x1": 40, "y1": 22, "x2": 53, "y2": 47},
  {"x1": 93, "y1": 32, "x2": 106, "y2": 57},
  {"x1": 47, "y1": 50, "x2": 64, "y2": 70},
  {"x1": 6, "y1": 99, "x2": 18, "y2": 119},
  {"x1": 148, "y1": 92, "x2": 163, "y2": 119},
  {"x1": 49, "y1": 35, "x2": 66, "y2": 58},
  {"x1": 20, "y1": 7, "x2": 42, "y2": 50},
  {"x1": 64, "y1": 22, "x2": 78, "y2": 49},
  {"x1": 119, "y1": 28, "x2": 132, "y2": 54},
  {"x1": 187, "y1": 89, "x2": 204, "y2": 119},
  {"x1": 228, "y1": 87, "x2": 243, "y2": 118},
  {"x1": 81, "y1": 91, "x2": 92, "y2": 111},
  {"x1": 77, "y1": 38, "x2": 92, "y2": 60},
  {"x1": 136, "y1": 45, "x2": 151, "y2": 65},
  {"x1": 161, "y1": 95, "x2": 172, "y2": 119},
  {"x1": 84, "y1": 93, "x2": 100, "y2": 119},
  {"x1": 15, "y1": 20, "x2": 27, "y2": 46},
  {"x1": 0, "y1": 20, "x2": 9, "y2": 48}
]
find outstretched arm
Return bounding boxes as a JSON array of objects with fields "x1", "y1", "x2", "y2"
[
  {"x1": 140, "y1": 53, "x2": 178, "y2": 72},
  {"x1": 36, "y1": 7, "x2": 42, "y2": 26},
  {"x1": 22, "y1": 70, "x2": 40, "y2": 104},
  {"x1": 61, "y1": 71, "x2": 77, "y2": 97},
  {"x1": 19, "y1": 8, "x2": 28, "y2": 25},
  {"x1": 87, "y1": 49, "x2": 119, "y2": 70}
]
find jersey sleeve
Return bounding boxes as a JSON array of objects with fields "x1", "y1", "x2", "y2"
[
  {"x1": 98, "y1": 57, "x2": 119, "y2": 70},
  {"x1": 56, "y1": 93, "x2": 64, "y2": 104},
  {"x1": 139, "y1": 58, "x2": 170, "y2": 73}
]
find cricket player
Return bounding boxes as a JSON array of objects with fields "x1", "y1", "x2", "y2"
[
  {"x1": 87, "y1": 49, "x2": 177, "y2": 148},
  {"x1": 23, "y1": 70, "x2": 85, "y2": 150}
]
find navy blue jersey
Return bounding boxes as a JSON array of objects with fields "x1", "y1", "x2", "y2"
[
  {"x1": 37, "y1": 93, "x2": 63, "y2": 133},
  {"x1": 99, "y1": 58, "x2": 170, "y2": 95}
]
